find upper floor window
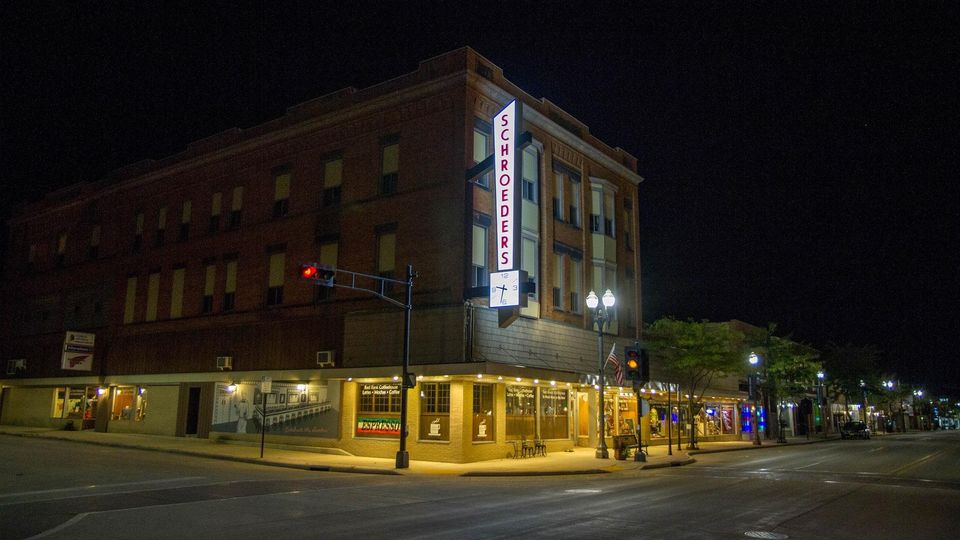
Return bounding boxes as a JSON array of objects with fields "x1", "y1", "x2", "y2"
[
  {"x1": 145, "y1": 271, "x2": 160, "y2": 322},
  {"x1": 521, "y1": 146, "x2": 539, "y2": 203},
  {"x1": 471, "y1": 219, "x2": 489, "y2": 288},
  {"x1": 210, "y1": 192, "x2": 222, "y2": 233},
  {"x1": 179, "y1": 201, "x2": 191, "y2": 242},
  {"x1": 123, "y1": 276, "x2": 137, "y2": 324},
  {"x1": 380, "y1": 137, "x2": 399, "y2": 196},
  {"x1": 56, "y1": 232, "x2": 67, "y2": 267},
  {"x1": 88, "y1": 225, "x2": 101, "y2": 260},
  {"x1": 170, "y1": 267, "x2": 185, "y2": 318},
  {"x1": 624, "y1": 198, "x2": 634, "y2": 250},
  {"x1": 570, "y1": 258, "x2": 582, "y2": 314},
  {"x1": 316, "y1": 239, "x2": 339, "y2": 302},
  {"x1": 133, "y1": 211, "x2": 144, "y2": 253},
  {"x1": 323, "y1": 157, "x2": 343, "y2": 207},
  {"x1": 266, "y1": 251, "x2": 285, "y2": 306},
  {"x1": 223, "y1": 258, "x2": 238, "y2": 311},
  {"x1": 553, "y1": 252, "x2": 564, "y2": 311},
  {"x1": 590, "y1": 185, "x2": 616, "y2": 238},
  {"x1": 154, "y1": 207, "x2": 167, "y2": 248},
  {"x1": 521, "y1": 236, "x2": 538, "y2": 301},
  {"x1": 229, "y1": 186, "x2": 243, "y2": 229},
  {"x1": 554, "y1": 163, "x2": 581, "y2": 227},
  {"x1": 202, "y1": 264, "x2": 216, "y2": 314},
  {"x1": 473, "y1": 119, "x2": 491, "y2": 189},
  {"x1": 273, "y1": 168, "x2": 291, "y2": 219}
]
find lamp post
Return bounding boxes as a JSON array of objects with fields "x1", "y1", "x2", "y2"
[
  {"x1": 816, "y1": 371, "x2": 826, "y2": 438},
  {"x1": 913, "y1": 389, "x2": 924, "y2": 430},
  {"x1": 749, "y1": 352, "x2": 762, "y2": 446},
  {"x1": 586, "y1": 289, "x2": 615, "y2": 459}
]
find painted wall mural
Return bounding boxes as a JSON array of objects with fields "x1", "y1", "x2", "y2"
[{"x1": 211, "y1": 381, "x2": 339, "y2": 437}]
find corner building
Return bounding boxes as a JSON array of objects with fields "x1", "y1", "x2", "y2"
[{"x1": 1, "y1": 48, "x2": 722, "y2": 463}]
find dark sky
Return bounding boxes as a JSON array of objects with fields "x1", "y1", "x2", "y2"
[{"x1": 2, "y1": 3, "x2": 958, "y2": 392}]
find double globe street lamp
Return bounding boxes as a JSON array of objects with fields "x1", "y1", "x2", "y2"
[
  {"x1": 586, "y1": 289, "x2": 615, "y2": 459},
  {"x1": 748, "y1": 352, "x2": 762, "y2": 446}
]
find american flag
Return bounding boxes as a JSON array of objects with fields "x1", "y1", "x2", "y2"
[{"x1": 605, "y1": 344, "x2": 624, "y2": 386}]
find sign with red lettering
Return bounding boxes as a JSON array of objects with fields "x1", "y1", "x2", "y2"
[{"x1": 493, "y1": 99, "x2": 519, "y2": 271}]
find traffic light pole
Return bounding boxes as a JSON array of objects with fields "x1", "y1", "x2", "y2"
[
  {"x1": 299, "y1": 261, "x2": 416, "y2": 468},
  {"x1": 396, "y1": 264, "x2": 413, "y2": 469}
]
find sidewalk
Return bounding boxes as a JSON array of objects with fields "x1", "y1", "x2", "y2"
[{"x1": 0, "y1": 425, "x2": 836, "y2": 476}]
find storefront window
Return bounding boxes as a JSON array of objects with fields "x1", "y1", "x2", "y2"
[
  {"x1": 52, "y1": 386, "x2": 97, "y2": 421},
  {"x1": 356, "y1": 383, "x2": 401, "y2": 438},
  {"x1": 472, "y1": 383, "x2": 495, "y2": 442},
  {"x1": 603, "y1": 393, "x2": 615, "y2": 438},
  {"x1": 540, "y1": 387, "x2": 569, "y2": 439},
  {"x1": 111, "y1": 386, "x2": 147, "y2": 421},
  {"x1": 506, "y1": 385, "x2": 535, "y2": 439},
  {"x1": 617, "y1": 391, "x2": 638, "y2": 435},
  {"x1": 419, "y1": 382, "x2": 450, "y2": 441}
]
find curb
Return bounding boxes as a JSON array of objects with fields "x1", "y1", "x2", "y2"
[
  {"x1": 462, "y1": 469, "x2": 611, "y2": 477},
  {"x1": 641, "y1": 457, "x2": 696, "y2": 469}
]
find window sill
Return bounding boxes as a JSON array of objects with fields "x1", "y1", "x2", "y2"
[{"x1": 416, "y1": 439, "x2": 451, "y2": 444}]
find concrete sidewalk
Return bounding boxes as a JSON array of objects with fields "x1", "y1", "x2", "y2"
[{"x1": 0, "y1": 425, "x2": 836, "y2": 476}]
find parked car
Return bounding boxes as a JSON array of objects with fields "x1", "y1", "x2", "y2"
[{"x1": 841, "y1": 421, "x2": 871, "y2": 439}]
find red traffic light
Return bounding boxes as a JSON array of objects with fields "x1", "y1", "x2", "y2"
[{"x1": 300, "y1": 264, "x2": 318, "y2": 279}]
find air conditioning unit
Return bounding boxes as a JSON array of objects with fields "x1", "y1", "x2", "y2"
[
  {"x1": 216, "y1": 356, "x2": 233, "y2": 371},
  {"x1": 316, "y1": 350, "x2": 335, "y2": 368},
  {"x1": 6, "y1": 359, "x2": 25, "y2": 375}
]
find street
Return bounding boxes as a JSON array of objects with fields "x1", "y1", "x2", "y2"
[{"x1": 2, "y1": 431, "x2": 958, "y2": 539}]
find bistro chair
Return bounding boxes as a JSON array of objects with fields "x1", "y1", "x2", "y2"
[
  {"x1": 509, "y1": 440, "x2": 522, "y2": 459},
  {"x1": 520, "y1": 436, "x2": 535, "y2": 458},
  {"x1": 534, "y1": 438, "x2": 547, "y2": 456}
]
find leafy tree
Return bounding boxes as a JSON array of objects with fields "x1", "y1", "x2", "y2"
[
  {"x1": 820, "y1": 343, "x2": 882, "y2": 422},
  {"x1": 646, "y1": 317, "x2": 744, "y2": 449}
]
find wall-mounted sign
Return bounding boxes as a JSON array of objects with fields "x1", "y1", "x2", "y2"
[
  {"x1": 493, "y1": 99, "x2": 519, "y2": 271},
  {"x1": 61, "y1": 331, "x2": 95, "y2": 371},
  {"x1": 357, "y1": 416, "x2": 401, "y2": 436}
]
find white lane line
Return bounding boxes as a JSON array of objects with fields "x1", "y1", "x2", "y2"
[
  {"x1": 29, "y1": 512, "x2": 90, "y2": 539},
  {"x1": 0, "y1": 476, "x2": 207, "y2": 499},
  {"x1": 795, "y1": 460, "x2": 824, "y2": 469}
]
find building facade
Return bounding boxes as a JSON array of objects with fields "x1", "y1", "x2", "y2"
[{"x1": 1, "y1": 48, "x2": 744, "y2": 462}]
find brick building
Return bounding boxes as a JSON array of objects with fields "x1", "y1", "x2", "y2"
[{"x1": 0, "y1": 48, "x2": 743, "y2": 462}]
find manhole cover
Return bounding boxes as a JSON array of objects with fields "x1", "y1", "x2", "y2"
[{"x1": 744, "y1": 532, "x2": 788, "y2": 539}]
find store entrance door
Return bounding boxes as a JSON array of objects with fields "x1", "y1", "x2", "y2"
[
  {"x1": 184, "y1": 387, "x2": 201, "y2": 436},
  {"x1": 577, "y1": 391, "x2": 590, "y2": 446}
]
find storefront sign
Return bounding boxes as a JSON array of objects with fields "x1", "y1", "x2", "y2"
[
  {"x1": 506, "y1": 385, "x2": 534, "y2": 399},
  {"x1": 357, "y1": 416, "x2": 400, "y2": 436},
  {"x1": 493, "y1": 99, "x2": 519, "y2": 271},
  {"x1": 360, "y1": 384, "x2": 400, "y2": 397},
  {"x1": 61, "y1": 331, "x2": 95, "y2": 371},
  {"x1": 476, "y1": 418, "x2": 489, "y2": 439}
]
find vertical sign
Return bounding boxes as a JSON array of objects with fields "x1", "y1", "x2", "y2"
[
  {"x1": 493, "y1": 99, "x2": 519, "y2": 271},
  {"x1": 61, "y1": 331, "x2": 95, "y2": 371}
]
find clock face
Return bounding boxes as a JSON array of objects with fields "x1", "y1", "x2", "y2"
[{"x1": 489, "y1": 270, "x2": 521, "y2": 308}]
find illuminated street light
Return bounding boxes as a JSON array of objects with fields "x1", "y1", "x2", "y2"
[{"x1": 586, "y1": 289, "x2": 615, "y2": 459}]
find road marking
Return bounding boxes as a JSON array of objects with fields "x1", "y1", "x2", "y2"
[
  {"x1": 0, "y1": 476, "x2": 207, "y2": 500},
  {"x1": 564, "y1": 489, "x2": 602, "y2": 493},
  {"x1": 30, "y1": 512, "x2": 90, "y2": 538},
  {"x1": 891, "y1": 450, "x2": 945, "y2": 475},
  {"x1": 795, "y1": 460, "x2": 824, "y2": 469}
]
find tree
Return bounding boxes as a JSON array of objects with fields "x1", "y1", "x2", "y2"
[
  {"x1": 646, "y1": 318, "x2": 744, "y2": 449},
  {"x1": 820, "y1": 343, "x2": 882, "y2": 423}
]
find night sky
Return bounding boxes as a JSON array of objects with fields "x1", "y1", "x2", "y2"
[{"x1": 2, "y1": 4, "x2": 958, "y2": 392}]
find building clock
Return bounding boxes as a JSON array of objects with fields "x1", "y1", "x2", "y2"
[{"x1": 489, "y1": 270, "x2": 525, "y2": 308}]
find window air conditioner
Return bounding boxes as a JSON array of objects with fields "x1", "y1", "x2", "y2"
[
  {"x1": 316, "y1": 350, "x2": 335, "y2": 367},
  {"x1": 216, "y1": 356, "x2": 233, "y2": 371},
  {"x1": 6, "y1": 359, "x2": 25, "y2": 375}
]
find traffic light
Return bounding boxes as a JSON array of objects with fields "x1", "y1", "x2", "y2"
[
  {"x1": 624, "y1": 346, "x2": 650, "y2": 385},
  {"x1": 299, "y1": 262, "x2": 336, "y2": 287}
]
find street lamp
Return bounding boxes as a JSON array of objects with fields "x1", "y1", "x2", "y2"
[
  {"x1": 748, "y1": 352, "x2": 761, "y2": 446},
  {"x1": 816, "y1": 371, "x2": 826, "y2": 438},
  {"x1": 913, "y1": 389, "x2": 924, "y2": 430},
  {"x1": 586, "y1": 289, "x2": 615, "y2": 459}
]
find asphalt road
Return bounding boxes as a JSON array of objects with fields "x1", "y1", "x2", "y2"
[{"x1": 2, "y1": 431, "x2": 958, "y2": 539}]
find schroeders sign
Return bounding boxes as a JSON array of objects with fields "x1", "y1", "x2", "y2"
[{"x1": 494, "y1": 99, "x2": 519, "y2": 271}]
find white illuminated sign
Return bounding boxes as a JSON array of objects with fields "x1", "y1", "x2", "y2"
[{"x1": 493, "y1": 99, "x2": 518, "y2": 271}]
